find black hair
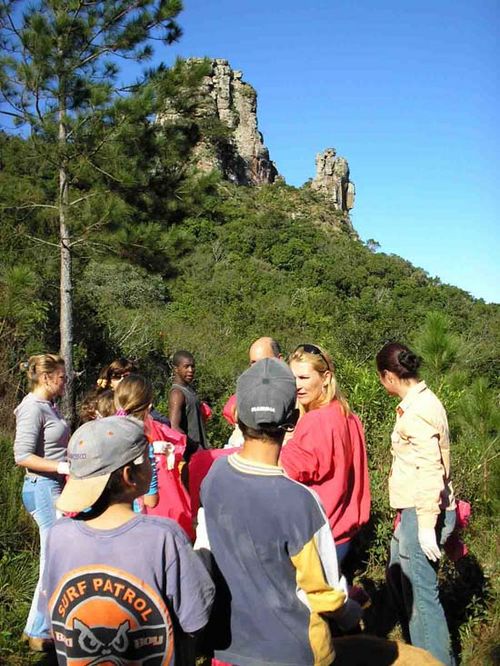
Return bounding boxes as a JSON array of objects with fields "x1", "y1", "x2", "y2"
[
  {"x1": 78, "y1": 462, "x2": 143, "y2": 520},
  {"x1": 172, "y1": 350, "x2": 194, "y2": 367},
  {"x1": 270, "y1": 339, "x2": 281, "y2": 357},
  {"x1": 238, "y1": 419, "x2": 286, "y2": 445},
  {"x1": 376, "y1": 342, "x2": 421, "y2": 380}
]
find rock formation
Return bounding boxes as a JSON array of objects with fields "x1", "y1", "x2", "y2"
[
  {"x1": 160, "y1": 59, "x2": 278, "y2": 186},
  {"x1": 158, "y1": 60, "x2": 356, "y2": 207},
  {"x1": 311, "y1": 148, "x2": 355, "y2": 212}
]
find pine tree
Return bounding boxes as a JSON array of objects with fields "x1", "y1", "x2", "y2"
[
  {"x1": 412, "y1": 311, "x2": 462, "y2": 381},
  {"x1": 0, "y1": 0, "x2": 182, "y2": 422}
]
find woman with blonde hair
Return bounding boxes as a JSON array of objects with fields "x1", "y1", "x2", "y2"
[
  {"x1": 14, "y1": 353, "x2": 70, "y2": 652},
  {"x1": 280, "y1": 344, "x2": 370, "y2": 564},
  {"x1": 114, "y1": 374, "x2": 159, "y2": 510}
]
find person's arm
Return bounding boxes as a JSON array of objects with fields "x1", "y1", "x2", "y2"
[
  {"x1": 143, "y1": 493, "x2": 159, "y2": 508},
  {"x1": 280, "y1": 415, "x2": 325, "y2": 483},
  {"x1": 17, "y1": 454, "x2": 67, "y2": 474},
  {"x1": 143, "y1": 445, "x2": 159, "y2": 508},
  {"x1": 289, "y1": 517, "x2": 360, "y2": 630},
  {"x1": 166, "y1": 528, "x2": 215, "y2": 635},
  {"x1": 168, "y1": 388, "x2": 186, "y2": 434},
  {"x1": 290, "y1": 538, "x2": 345, "y2": 613}
]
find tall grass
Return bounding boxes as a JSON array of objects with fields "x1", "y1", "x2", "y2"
[{"x1": 0, "y1": 434, "x2": 45, "y2": 664}]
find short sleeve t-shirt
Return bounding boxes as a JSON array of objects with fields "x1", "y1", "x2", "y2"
[
  {"x1": 40, "y1": 515, "x2": 214, "y2": 665},
  {"x1": 14, "y1": 392, "x2": 69, "y2": 474}
]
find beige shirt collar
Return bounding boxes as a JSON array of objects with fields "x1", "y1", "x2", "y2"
[{"x1": 397, "y1": 380, "x2": 427, "y2": 415}]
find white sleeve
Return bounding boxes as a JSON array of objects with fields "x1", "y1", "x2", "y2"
[
  {"x1": 313, "y1": 518, "x2": 349, "y2": 597},
  {"x1": 193, "y1": 507, "x2": 211, "y2": 551}
]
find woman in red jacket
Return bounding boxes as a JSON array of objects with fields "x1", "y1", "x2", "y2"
[{"x1": 280, "y1": 344, "x2": 370, "y2": 564}]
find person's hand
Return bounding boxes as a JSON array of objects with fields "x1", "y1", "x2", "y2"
[
  {"x1": 57, "y1": 461, "x2": 70, "y2": 476},
  {"x1": 418, "y1": 527, "x2": 441, "y2": 561},
  {"x1": 330, "y1": 598, "x2": 363, "y2": 631}
]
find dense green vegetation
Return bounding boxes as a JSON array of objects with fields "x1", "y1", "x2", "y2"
[{"x1": 0, "y1": 16, "x2": 498, "y2": 662}]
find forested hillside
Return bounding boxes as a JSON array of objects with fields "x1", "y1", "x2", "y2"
[
  {"x1": 1, "y1": 125, "x2": 498, "y2": 406},
  {"x1": 0, "y1": 27, "x2": 498, "y2": 665}
]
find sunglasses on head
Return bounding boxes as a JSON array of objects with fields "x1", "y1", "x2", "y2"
[
  {"x1": 111, "y1": 371, "x2": 130, "y2": 380},
  {"x1": 293, "y1": 344, "x2": 331, "y2": 370}
]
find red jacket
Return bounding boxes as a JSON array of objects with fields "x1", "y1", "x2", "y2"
[{"x1": 280, "y1": 401, "x2": 370, "y2": 544}]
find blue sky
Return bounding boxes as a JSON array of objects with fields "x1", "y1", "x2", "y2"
[
  {"x1": 157, "y1": 0, "x2": 499, "y2": 303},
  {"x1": 3, "y1": 1, "x2": 496, "y2": 302}
]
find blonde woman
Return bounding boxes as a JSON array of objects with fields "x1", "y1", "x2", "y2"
[
  {"x1": 114, "y1": 374, "x2": 159, "y2": 510},
  {"x1": 280, "y1": 344, "x2": 370, "y2": 564},
  {"x1": 14, "y1": 354, "x2": 70, "y2": 652}
]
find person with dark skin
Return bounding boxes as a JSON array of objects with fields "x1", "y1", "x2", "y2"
[{"x1": 169, "y1": 351, "x2": 207, "y2": 461}]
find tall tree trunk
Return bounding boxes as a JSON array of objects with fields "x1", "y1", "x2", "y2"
[{"x1": 58, "y1": 108, "x2": 75, "y2": 426}]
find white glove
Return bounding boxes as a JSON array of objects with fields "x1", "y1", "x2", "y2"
[
  {"x1": 152, "y1": 441, "x2": 176, "y2": 469},
  {"x1": 418, "y1": 527, "x2": 441, "y2": 561},
  {"x1": 57, "y1": 462, "x2": 69, "y2": 476},
  {"x1": 57, "y1": 461, "x2": 70, "y2": 476}
]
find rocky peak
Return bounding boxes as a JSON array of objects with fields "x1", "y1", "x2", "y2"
[
  {"x1": 311, "y1": 148, "x2": 355, "y2": 212},
  {"x1": 188, "y1": 59, "x2": 278, "y2": 185}
]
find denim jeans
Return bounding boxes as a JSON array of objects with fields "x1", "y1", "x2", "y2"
[
  {"x1": 387, "y1": 507, "x2": 455, "y2": 666},
  {"x1": 22, "y1": 475, "x2": 62, "y2": 639},
  {"x1": 335, "y1": 539, "x2": 351, "y2": 566}
]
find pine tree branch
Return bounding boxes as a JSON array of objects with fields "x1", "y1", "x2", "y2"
[
  {"x1": 86, "y1": 159, "x2": 123, "y2": 183},
  {"x1": 68, "y1": 192, "x2": 98, "y2": 207},
  {"x1": 23, "y1": 234, "x2": 59, "y2": 248},
  {"x1": 5, "y1": 7, "x2": 23, "y2": 43},
  {"x1": 34, "y1": 80, "x2": 46, "y2": 126},
  {"x1": 3, "y1": 202, "x2": 58, "y2": 211},
  {"x1": 69, "y1": 215, "x2": 111, "y2": 246},
  {"x1": 65, "y1": 115, "x2": 91, "y2": 141},
  {"x1": 0, "y1": 108, "x2": 24, "y2": 120},
  {"x1": 75, "y1": 1, "x2": 143, "y2": 63},
  {"x1": 117, "y1": 313, "x2": 142, "y2": 347},
  {"x1": 68, "y1": 0, "x2": 86, "y2": 33}
]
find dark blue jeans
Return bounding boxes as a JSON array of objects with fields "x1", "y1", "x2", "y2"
[
  {"x1": 387, "y1": 507, "x2": 456, "y2": 665},
  {"x1": 335, "y1": 540, "x2": 351, "y2": 566},
  {"x1": 22, "y1": 475, "x2": 62, "y2": 638}
]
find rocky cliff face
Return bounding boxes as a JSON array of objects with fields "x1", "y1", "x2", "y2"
[
  {"x1": 159, "y1": 60, "x2": 355, "y2": 211},
  {"x1": 186, "y1": 59, "x2": 279, "y2": 185},
  {"x1": 311, "y1": 148, "x2": 355, "y2": 212}
]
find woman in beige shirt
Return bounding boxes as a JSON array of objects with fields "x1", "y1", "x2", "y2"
[{"x1": 376, "y1": 342, "x2": 456, "y2": 666}]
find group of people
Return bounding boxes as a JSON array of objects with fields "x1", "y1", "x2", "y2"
[{"x1": 13, "y1": 337, "x2": 457, "y2": 665}]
